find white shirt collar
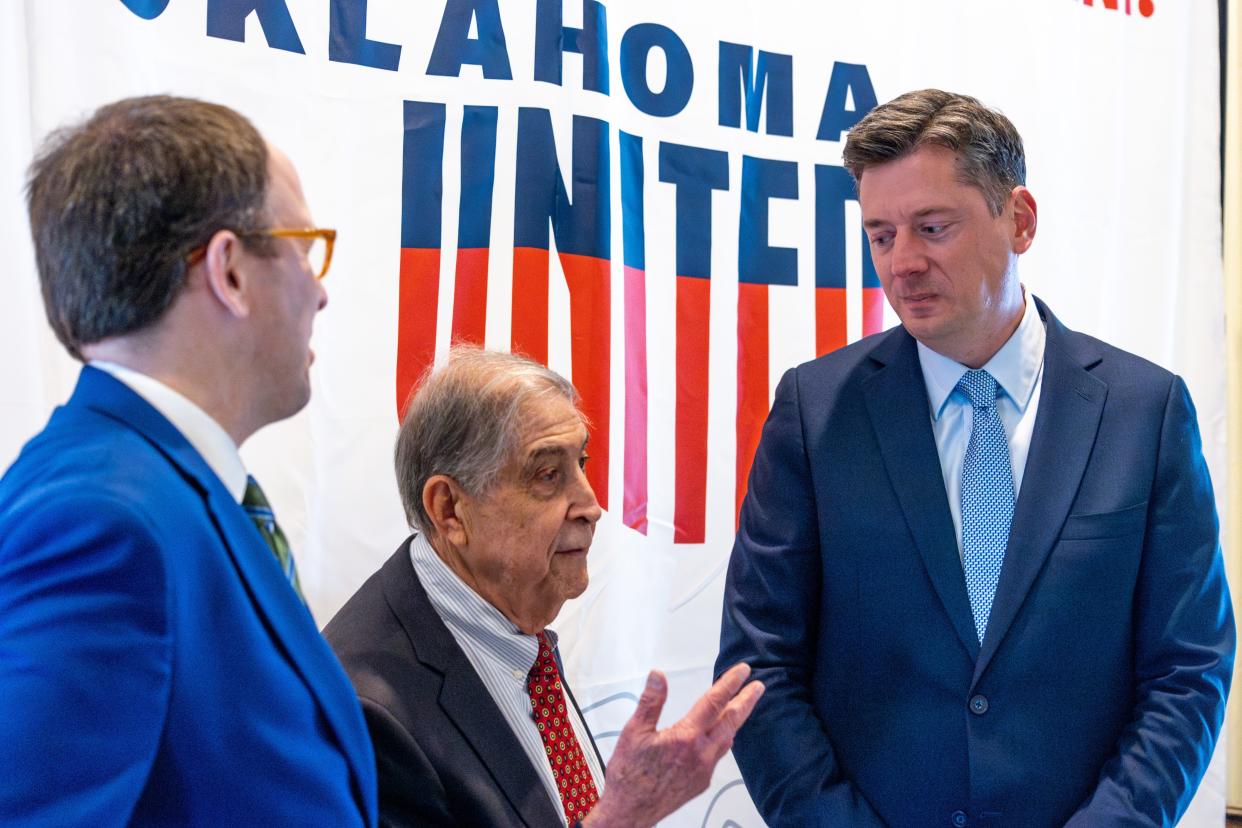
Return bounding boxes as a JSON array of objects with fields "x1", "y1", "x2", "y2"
[
  {"x1": 409, "y1": 531, "x2": 546, "y2": 671},
  {"x1": 89, "y1": 361, "x2": 249, "y2": 502},
  {"x1": 917, "y1": 291, "x2": 1046, "y2": 421}
]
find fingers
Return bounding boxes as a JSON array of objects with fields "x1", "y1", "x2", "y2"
[
  {"x1": 680, "y1": 661, "x2": 752, "y2": 730},
  {"x1": 619, "y1": 670, "x2": 668, "y2": 737},
  {"x1": 708, "y1": 677, "x2": 765, "y2": 746}
]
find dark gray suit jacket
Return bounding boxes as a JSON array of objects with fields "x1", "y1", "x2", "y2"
[{"x1": 325, "y1": 537, "x2": 602, "y2": 827}]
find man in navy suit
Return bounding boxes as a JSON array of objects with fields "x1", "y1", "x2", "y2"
[
  {"x1": 717, "y1": 89, "x2": 1234, "y2": 827},
  {"x1": 0, "y1": 96, "x2": 376, "y2": 825}
]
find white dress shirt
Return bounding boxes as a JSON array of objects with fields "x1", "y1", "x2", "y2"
[
  {"x1": 90, "y1": 361, "x2": 248, "y2": 502},
  {"x1": 409, "y1": 532, "x2": 606, "y2": 826},
  {"x1": 916, "y1": 294, "x2": 1046, "y2": 558}
]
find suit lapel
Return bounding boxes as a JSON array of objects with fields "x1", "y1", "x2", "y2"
[
  {"x1": 381, "y1": 546, "x2": 565, "y2": 828},
  {"x1": 973, "y1": 300, "x2": 1106, "y2": 681},
  {"x1": 862, "y1": 331, "x2": 980, "y2": 660},
  {"x1": 203, "y1": 492, "x2": 378, "y2": 819},
  {"x1": 74, "y1": 367, "x2": 378, "y2": 824}
]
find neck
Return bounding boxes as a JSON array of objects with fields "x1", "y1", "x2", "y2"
[
  {"x1": 427, "y1": 534, "x2": 553, "y2": 635},
  {"x1": 83, "y1": 329, "x2": 258, "y2": 445}
]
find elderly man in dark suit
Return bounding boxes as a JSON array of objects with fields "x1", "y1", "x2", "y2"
[
  {"x1": 327, "y1": 346, "x2": 763, "y2": 827},
  {"x1": 717, "y1": 89, "x2": 1234, "y2": 827}
]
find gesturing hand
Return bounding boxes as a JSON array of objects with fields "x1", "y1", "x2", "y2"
[{"x1": 582, "y1": 662, "x2": 764, "y2": 828}]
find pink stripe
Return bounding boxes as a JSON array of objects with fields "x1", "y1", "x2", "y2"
[{"x1": 623, "y1": 266, "x2": 648, "y2": 533}]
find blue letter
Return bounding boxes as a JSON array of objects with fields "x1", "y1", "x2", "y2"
[
  {"x1": 534, "y1": 0, "x2": 609, "y2": 94},
  {"x1": 427, "y1": 0, "x2": 513, "y2": 79},
  {"x1": 657, "y1": 143, "x2": 729, "y2": 278},
  {"x1": 814, "y1": 164, "x2": 877, "y2": 289},
  {"x1": 817, "y1": 61, "x2": 877, "y2": 142},
  {"x1": 739, "y1": 156, "x2": 798, "y2": 285},
  {"x1": 118, "y1": 0, "x2": 170, "y2": 19},
  {"x1": 718, "y1": 42, "x2": 793, "y2": 137},
  {"x1": 329, "y1": 0, "x2": 401, "y2": 71},
  {"x1": 620, "y1": 24, "x2": 694, "y2": 118},
  {"x1": 206, "y1": 0, "x2": 305, "y2": 54},
  {"x1": 513, "y1": 109, "x2": 610, "y2": 258}
]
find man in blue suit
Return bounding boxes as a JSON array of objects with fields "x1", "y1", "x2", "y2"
[
  {"x1": 0, "y1": 96, "x2": 376, "y2": 825},
  {"x1": 717, "y1": 89, "x2": 1234, "y2": 827}
]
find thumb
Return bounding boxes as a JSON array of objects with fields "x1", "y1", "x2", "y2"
[{"x1": 622, "y1": 670, "x2": 668, "y2": 735}]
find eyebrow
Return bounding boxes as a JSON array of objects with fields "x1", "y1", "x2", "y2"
[
  {"x1": 863, "y1": 206, "x2": 959, "y2": 230},
  {"x1": 521, "y1": 436, "x2": 589, "y2": 473}
]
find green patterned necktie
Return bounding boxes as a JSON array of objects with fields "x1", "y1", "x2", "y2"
[{"x1": 241, "y1": 475, "x2": 305, "y2": 602}]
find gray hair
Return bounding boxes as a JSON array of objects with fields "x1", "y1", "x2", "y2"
[
  {"x1": 841, "y1": 89, "x2": 1026, "y2": 217},
  {"x1": 394, "y1": 346, "x2": 580, "y2": 533}
]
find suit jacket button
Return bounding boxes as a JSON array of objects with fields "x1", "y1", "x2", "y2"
[
  {"x1": 969, "y1": 694, "x2": 989, "y2": 715},
  {"x1": 951, "y1": 809, "x2": 968, "y2": 827}
]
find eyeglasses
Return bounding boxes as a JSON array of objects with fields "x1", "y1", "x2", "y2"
[
  {"x1": 186, "y1": 227, "x2": 337, "y2": 281},
  {"x1": 241, "y1": 228, "x2": 337, "y2": 281}
]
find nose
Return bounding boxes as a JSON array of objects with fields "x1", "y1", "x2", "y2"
[
  {"x1": 315, "y1": 277, "x2": 328, "y2": 311},
  {"x1": 570, "y1": 465, "x2": 603, "y2": 526},
  {"x1": 888, "y1": 229, "x2": 928, "y2": 279}
]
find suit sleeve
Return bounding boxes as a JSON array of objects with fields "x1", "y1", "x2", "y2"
[
  {"x1": 360, "y1": 697, "x2": 459, "y2": 828},
  {"x1": 715, "y1": 369, "x2": 886, "y2": 827},
  {"x1": 0, "y1": 494, "x2": 171, "y2": 826},
  {"x1": 1065, "y1": 376, "x2": 1235, "y2": 827}
]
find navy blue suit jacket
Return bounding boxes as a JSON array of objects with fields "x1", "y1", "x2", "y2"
[
  {"x1": 0, "y1": 366, "x2": 378, "y2": 826},
  {"x1": 716, "y1": 299, "x2": 1234, "y2": 827}
]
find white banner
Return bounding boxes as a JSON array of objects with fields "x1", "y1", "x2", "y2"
[{"x1": 1, "y1": 0, "x2": 1226, "y2": 824}]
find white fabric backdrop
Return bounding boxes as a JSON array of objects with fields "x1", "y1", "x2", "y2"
[{"x1": 0, "y1": 1, "x2": 1227, "y2": 824}]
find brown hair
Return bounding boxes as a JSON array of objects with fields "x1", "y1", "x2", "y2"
[
  {"x1": 26, "y1": 95, "x2": 275, "y2": 358},
  {"x1": 842, "y1": 89, "x2": 1025, "y2": 216}
]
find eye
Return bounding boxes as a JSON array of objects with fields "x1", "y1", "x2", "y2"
[
  {"x1": 869, "y1": 233, "x2": 892, "y2": 250},
  {"x1": 920, "y1": 223, "x2": 948, "y2": 237},
  {"x1": 578, "y1": 453, "x2": 589, "y2": 471},
  {"x1": 537, "y1": 467, "x2": 561, "y2": 484}
]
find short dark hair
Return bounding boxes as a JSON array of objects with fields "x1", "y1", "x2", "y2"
[
  {"x1": 394, "y1": 347, "x2": 580, "y2": 534},
  {"x1": 842, "y1": 89, "x2": 1026, "y2": 216},
  {"x1": 26, "y1": 95, "x2": 275, "y2": 358}
]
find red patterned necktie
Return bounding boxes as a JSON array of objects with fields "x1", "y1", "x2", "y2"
[{"x1": 527, "y1": 631, "x2": 600, "y2": 824}]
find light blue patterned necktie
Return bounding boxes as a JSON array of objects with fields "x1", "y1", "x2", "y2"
[{"x1": 958, "y1": 369, "x2": 1015, "y2": 644}]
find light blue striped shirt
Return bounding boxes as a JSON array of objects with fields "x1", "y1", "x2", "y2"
[
  {"x1": 916, "y1": 294, "x2": 1046, "y2": 558},
  {"x1": 409, "y1": 532, "x2": 605, "y2": 824}
]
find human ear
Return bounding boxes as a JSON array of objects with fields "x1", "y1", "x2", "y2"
[
  {"x1": 423, "y1": 475, "x2": 469, "y2": 548},
  {"x1": 1010, "y1": 187, "x2": 1037, "y2": 254},
  {"x1": 199, "y1": 229, "x2": 251, "y2": 319}
]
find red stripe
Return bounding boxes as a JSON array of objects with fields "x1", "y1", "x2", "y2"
[
  {"x1": 451, "y1": 248, "x2": 489, "y2": 345},
  {"x1": 623, "y1": 265, "x2": 648, "y2": 534},
  {"x1": 815, "y1": 286, "x2": 847, "y2": 357},
  {"x1": 558, "y1": 252, "x2": 611, "y2": 512},
  {"x1": 736, "y1": 282, "x2": 769, "y2": 530},
  {"x1": 511, "y1": 247, "x2": 550, "y2": 365},
  {"x1": 862, "y1": 287, "x2": 886, "y2": 336},
  {"x1": 396, "y1": 248, "x2": 441, "y2": 420},
  {"x1": 675, "y1": 276, "x2": 710, "y2": 544}
]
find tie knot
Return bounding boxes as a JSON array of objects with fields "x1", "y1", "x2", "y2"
[
  {"x1": 530, "y1": 631, "x2": 558, "y2": 681},
  {"x1": 957, "y1": 369, "x2": 1000, "y2": 410},
  {"x1": 242, "y1": 475, "x2": 271, "y2": 510}
]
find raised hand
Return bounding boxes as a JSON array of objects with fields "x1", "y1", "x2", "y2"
[{"x1": 582, "y1": 662, "x2": 764, "y2": 828}]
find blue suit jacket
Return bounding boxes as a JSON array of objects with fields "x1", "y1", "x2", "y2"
[
  {"x1": 716, "y1": 299, "x2": 1234, "y2": 828},
  {"x1": 0, "y1": 366, "x2": 378, "y2": 826}
]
